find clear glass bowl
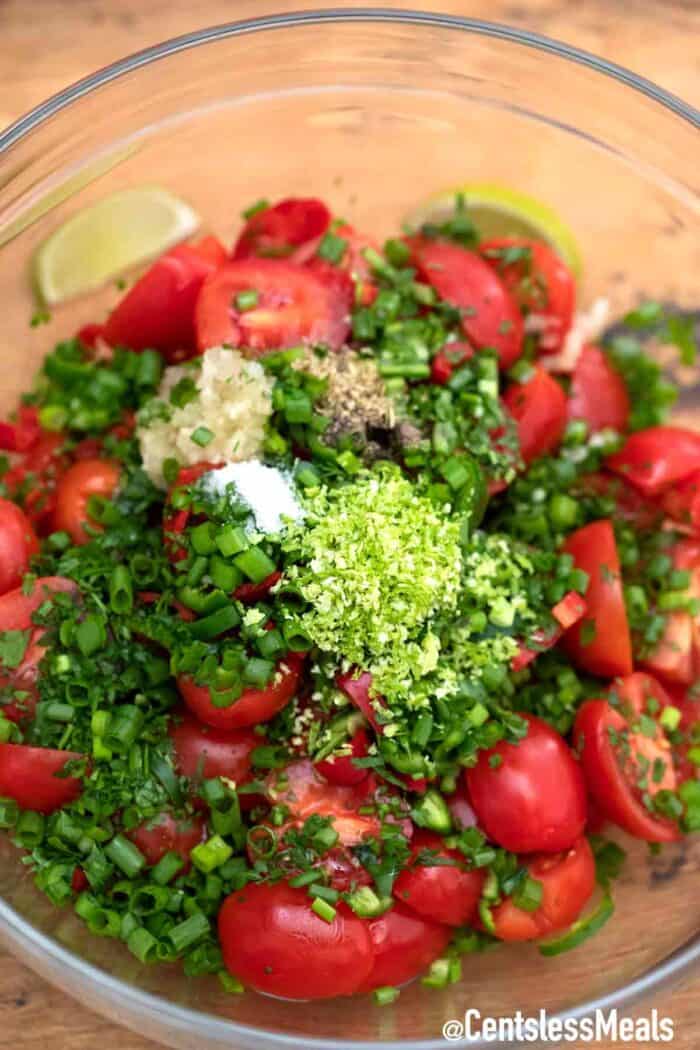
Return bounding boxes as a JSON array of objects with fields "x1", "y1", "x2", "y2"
[{"x1": 0, "y1": 9, "x2": 698, "y2": 1049}]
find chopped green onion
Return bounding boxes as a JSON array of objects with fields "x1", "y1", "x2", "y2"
[
  {"x1": 109, "y1": 564, "x2": 133, "y2": 613},
  {"x1": 190, "y1": 426, "x2": 214, "y2": 448},
  {"x1": 235, "y1": 289, "x2": 259, "y2": 312},
  {"x1": 234, "y1": 546, "x2": 277, "y2": 584},
  {"x1": 410, "y1": 789, "x2": 452, "y2": 834},
  {"x1": 311, "y1": 897, "x2": 337, "y2": 923},
  {"x1": 191, "y1": 834, "x2": 233, "y2": 873},
  {"x1": 539, "y1": 893, "x2": 614, "y2": 956},
  {"x1": 151, "y1": 850, "x2": 184, "y2": 886},
  {"x1": 374, "y1": 985, "x2": 400, "y2": 1005},
  {"x1": 169, "y1": 912, "x2": 211, "y2": 953},
  {"x1": 105, "y1": 834, "x2": 146, "y2": 878}
]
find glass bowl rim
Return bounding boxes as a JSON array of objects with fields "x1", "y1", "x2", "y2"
[{"x1": 0, "y1": 8, "x2": 698, "y2": 1048}]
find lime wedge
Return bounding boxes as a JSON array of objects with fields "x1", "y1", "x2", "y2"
[
  {"x1": 404, "y1": 183, "x2": 582, "y2": 278},
  {"x1": 33, "y1": 186, "x2": 200, "y2": 305}
]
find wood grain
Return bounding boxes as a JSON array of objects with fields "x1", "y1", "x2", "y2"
[{"x1": 0, "y1": 1, "x2": 698, "y2": 1048}]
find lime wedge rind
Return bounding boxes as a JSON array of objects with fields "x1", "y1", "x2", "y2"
[
  {"x1": 404, "y1": 182, "x2": 582, "y2": 278},
  {"x1": 33, "y1": 186, "x2": 200, "y2": 305}
]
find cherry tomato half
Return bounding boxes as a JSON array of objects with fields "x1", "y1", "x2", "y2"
[
  {"x1": 393, "y1": 831, "x2": 484, "y2": 927},
  {"x1": 567, "y1": 345, "x2": 630, "y2": 434},
  {"x1": 466, "y1": 713, "x2": 587, "y2": 853},
  {"x1": 233, "y1": 198, "x2": 331, "y2": 261},
  {"x1": 0, "y1": 498, "x2": 39, "y2": 595},
  {"x1": 265, "y1": 759, "x2": 379, "y2": 846},
  {"x1": 0, "y1": 743, "x2": 83, "y2": 814},
  {"x1": 52, "y1": 458, "x2": 121, "y2": 546},
  {"x1": 607, "y1": 426, "x2": 700, "y2": 498},
  {"x1": 219, "y1": 881, "x2": 374, "y2": 999},
  {"x1": 489, "y1": 837, "x2": 595, "y2": 942},
  {"x1": 316, "y1": 727, "x2": 370, "y2": 787},
  {"x1": 169, "y1": 709, "x2": 260, "y2": 786},
  {"x1": 178, "y1": 652, "x2": 304, "y2": 730},
  {"x1": 127, "y1": 810, "x2": 206, "y2": 867},
  {"x1": 574, "y1": 698, "x2": 680, "y2": 843},
  {"x1": 103, "y1": 239, "x2": 224, "y2": 361},
  {"x1": 194, "y1": 259, "x2": 352, "y2": 355},
  {"x1": 355, "y1": 902, "x2": 451, "y2": 993},
  {"x1": 480, "y1": 238, "x2": 576, "y2": 354},
  {"x1": 561, "y1": 519, "x2": 633, "y2": 678},
  {"x1": 503, "y1": 366, "x2": 567, "y2": 464},
  {"x1": 406, "y1": 236, "x2": 524, "y2": 368}
]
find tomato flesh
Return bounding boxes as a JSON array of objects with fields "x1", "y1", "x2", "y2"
[
  {"x1": 607, "y1": 426, "x2": 700, "y2": 497},
  {"x1": 178, "y1": 652, "x2": 304, "y2": 730},
  {"x1": 503, "y1": 366, "x2": 567, "y2": 463},
  {"x1": 316, "y1": 728, "x2": 370, "y2": 786},
  {"x1": 568, "y1": 345, "x2": 630, "y2": 433},
  {"x1": 169, "y1": 709, "x2": 260, "y2": 786},
  {"x1": 490, "y1": 837, "x2": 595, "y2": 942},
  {"x1": 265, "y1": 759, "x2": 379, "y2": 846},
  {"x1": 466, "y1": 713, "x2": 587, "y2": 853},
  {"x1": 574, "y1": 698, "x2": 680, "y2": 842},
  {"x1": 561, "y1": 519, "x2": 633, "y2": 678},
  {"x1": 233, "y1": 198, "x2": 331, "y2": 261},
  {"x1": 219, "y1": 882, "x2": 374, "y2": 999},
  {"x1": 406, "y1": 236, "x2": 524, "y2": 368},
  {"x1": 0, "y1": 743, "x2": 83, "y2": 814},
  {"x1": 128, "y1": 810, "x2": 206, "y2": 868},
  {"x1": 0, "y1": 498, "x2": 39, "y2": 595},
  {"x1": 194, "y1": 259, "x2": 352, "y2": 355}
]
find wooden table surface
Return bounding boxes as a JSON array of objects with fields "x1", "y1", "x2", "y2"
[{"x1": 0, "y1": 1, "x2": 698, "y2": 1047}]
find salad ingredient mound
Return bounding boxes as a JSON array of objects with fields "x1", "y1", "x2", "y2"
[{"x1": 0, "y1": 192, "x2": 698, "y2": 1008}]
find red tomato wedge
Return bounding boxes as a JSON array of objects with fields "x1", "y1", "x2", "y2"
[
  {"x1": 336, "y1": 669, "x2": 384, "y2": 733},
  {"x1": 393, "y1": 830, "x2": 484, "y2": 927},
  {"x1": 103, "y1": 240, "x2": 224, "y2": 361},
  {"x1": 53, "y1": 458, "x2": 121, "y2": 545},
  {"x1": 265, "y1": 759, "x2": 379, "y2": 846},
  {"x1": 178, "y1": 652, "x2": 304, "y2": 730},
  {"x1": 660, "y1": 469, "x2": 700, "y2": 534},
  {"x1": 406, "y1": 236, "x2": 524, "y2": 368},
  {"x1": 0, "y1": 499, "x2": 39, "y2": 595},
  {"x1": 480, "y1": 238, "x2": 576, "y2": 354},
  {"x1": 0, "y1": 743, "x2": 83, "y2": 814},
  {"x1": 233, "y1": 198, "x2": 331, "y2": 261},
  {"x1": 0, "y1": 406, "x2": 42, "y2": 454},
  {"x1": 574, "y1": 698, "x2": 680, "y2": 842},
  {"x1": 355, "y1": 903, "x2": 451, "y2": 993},
  {"x1": 127, "y1": 810, "x2": 206, "y2": 868},
  {"x1": 568, "y1": 345, "x2": 630, "y2": 433},
  {"x1": 219, "y1": 882, "x2": 374, "y2": 999},
  {"x1": 642, "y1": 539, "x2": 700, "y2": 685},
  {"x1": 169, "y1": 710, "x2": 260, "y2": 786},
  {"x1": 194, "y1": 259, "x2": 352, "y2": 354},
  {"x1": 489, "y1": 837, "x2": 596, "y2": 942},
  {"x1": 561, "y1": 520, "x2": 633, "y2": 678},
  {"x1": 607, "y1": 426, "x2": 700, "y2": 497},
  {"x1": 466, "y1": 713, "x2": 587, "y2": 854},
  {"x1": 503, "y1": 366, "x2": 567, "y2": 463},
  {"x1": 316, "y1": 727, "x2": 370, "y2": 786},
  {"x1": 0, "y1": 576, "x2": 77, "y2": 633}
]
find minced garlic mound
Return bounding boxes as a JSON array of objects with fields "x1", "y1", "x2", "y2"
[{"x1": 137, "y1": 346, "x2": 273, "y2": 488}]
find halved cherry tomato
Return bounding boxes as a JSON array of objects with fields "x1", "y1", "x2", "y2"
[
  {"x1": 316, "y1": 728, "x2": 370, "y2": 787},
  {"x1": 0, "y1": 743, "x2": 83, "y2": 814},
  {"x1": 393, "y1": 831, "x2": 484, "y2": 927},
  {"x1": 219, "y1": 881, "x2": 374, "y2": 999},
  {"x1": 0, "y1": 628, "x2": 45, "y2": 724},
  {"x1": 355, "y1": 902, "x2": 451, "y2": 993},
  {"x1": 503, "y1": 366, "x2": 567, "y2": 463},
  {"x1": 127, "y1": 810, "x2": 206, "y2": 868},
  {"x1": 0, "y1": 576, "x2": 77, "y2": 633},
  {"x1": 169, "y1": 710, "x2": 260, "y2": 786},
  {"x1": 430, "y1": 341, "x2": 474, "y2": 385},
  {"x1": 406, "y1": 236, "x2": 524, "y2": 368},
  {"x1": 233, "y1": 198, "x2": 331, "y2": 262},
  {"x1": 575, "y1": 697, "x2": 680, "y2": 842},
  {"x1": 466, "y1": 713, "x2": 587, "y2": 853},
  {"x1": 568, "y1": 345, "x2": 630, "y2": 433},
  {"x1": 561, "y1": 520, "x2": 633, "y2": 678},
  {"x1": 194, "y1": 259, "x2": 352, "y2": 355},
  {"x1": 446, "y1": 782, "x2": 479, "y2": 830},
  {"x1": 660, "y1": 470, "x2": 700, "y2": 534},
  {"x1": 103, "y1": 239, "x2": 224, "y2": 361},
  {"x1": 265, "y1": 759, "x2": 379, "y2": 846},
  {"x1": 578, "y1": 472, "x2": 661, "y2": 531},
  {"x1": 660, "y1": 683, "x2": 700, "y2": 782},
  {"x1": 607, "y1": 426, "x2": 700, "y2": 497},
  {"x1": 0, "y1": 406, "x2": 42, "y2": 453},
  {"x1": 52, "y1": 458, "x2": 121, "y2": 545},
  {"x1": 643, "y1": 610, "x2": 696, "y2": 685},
  {"x1": 0, "y1": 499, "x2": 39, "y2": 595},
  {"x1": 336, "y1": 669, "x2": 384, "y2": 733},
  {"x1": 178, "y1": 652, "x2": 304, "y2": 730},
  {"x1": 489, "y1": 837, "x2": 595, "y2": 942},
  {"x1": 480, "y1": 238, "x2": 576, "y2": 354}
]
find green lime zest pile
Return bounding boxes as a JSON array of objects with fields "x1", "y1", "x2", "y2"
[{"x1": 282, "y1": 464, "x2": 462, "y2": 703}]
